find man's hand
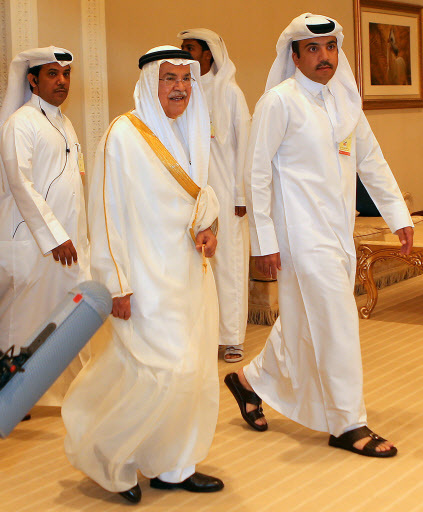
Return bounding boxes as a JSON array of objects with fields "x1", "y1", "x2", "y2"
[
  {"x1": 395, "y1": 226, "x2": 414, "y2": 255},
  {"x1": 235, "y1": 206, "x2": 247, "y2": 217},
  {"x1": 52, "y1": 240, "x2": 78, "y2": 266},
  {"x1": 255, "y1": 253, "x2": 281, "y2": 279},
  {"x1": 195, "y1": 228, "x2": 217, "y2": 258},
  {"x1": 112, "y1": 294, "x2": 132, "y2": 320}
]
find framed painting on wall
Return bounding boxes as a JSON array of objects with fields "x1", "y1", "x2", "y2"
[{"x1": 354, "y1": 0, "x2": 423, "y2": 109}]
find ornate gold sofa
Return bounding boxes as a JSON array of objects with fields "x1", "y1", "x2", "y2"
[{"x1": 248, "y1": 194, "x2": 423, "y2": 325}]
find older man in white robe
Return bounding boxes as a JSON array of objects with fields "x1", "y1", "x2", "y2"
[
  {"x1": 178, "y1": 29, "x2": 250, "y2": 363},
  {"x1": 225, "y1": 14, "x2": 413, "y2": 458},
  {"x1": 0, "y1": 47, "x2": 90, "y2": 406},
  {"x1": 62, "y1": 46, "x2": 223, "y2": 504}
]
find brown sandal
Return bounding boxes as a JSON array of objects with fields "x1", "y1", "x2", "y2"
[
  {"x1": 329, "y1": 426, "x2": 397, "y2": 458},
  {"x1": 224, "y1": 373, "x2": 268, "y2": 432}
]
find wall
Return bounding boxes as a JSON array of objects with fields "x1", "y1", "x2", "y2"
[
  {"x1": 37, "y1": 0, "x2": 85, "y2": 147},
  {"x1": 367, "y1": 108, "x2": 423, "y2": 212},
  {"x1": 104, "y1": 0, "x2": 423, "y2": 211},
  {"x1": 105, "y1": 1, "x2": 356, "y2": 115}
]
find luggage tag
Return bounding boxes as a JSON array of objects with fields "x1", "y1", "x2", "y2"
[{"x1": 339, "y1": 134, "x2": 352, "y2": 156}]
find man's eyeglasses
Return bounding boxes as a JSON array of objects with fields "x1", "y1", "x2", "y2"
[{"x1": 159, "y1": 76, "x2": 196, "y2": 86}]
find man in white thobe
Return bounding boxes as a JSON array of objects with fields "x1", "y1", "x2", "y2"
[
  {"x1": 0, "y1": 47, "x2": 90, "y2": 406},
  {"x1": 225, "y1": 14, "x2": 413, "y2": 458},
  {"x1": 62, "y1": 46, "x2": 223, "y2": 504},
  {"x1": 178, "y1": 29, "x2": 250, "y2": 362}
]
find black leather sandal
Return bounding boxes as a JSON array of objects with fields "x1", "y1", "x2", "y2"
[
  {"x1": 224, "y1": 373, "x2": 268, "y2": 432},
  {"x1": 329, "y1": 425, "x2": 397, "y2": 458}
]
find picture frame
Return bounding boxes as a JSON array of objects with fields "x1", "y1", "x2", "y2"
[{"x1": 353, "y1": 0, "x2": 423, "y2": 109}]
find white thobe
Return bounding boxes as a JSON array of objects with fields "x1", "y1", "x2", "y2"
[
  {"x1": 244, "y1": 69, "x2": 412, "y2": 437},
  {"x1": 62, "y1": 114, "x2": 220, "y2": 492},
  {"x1": 201, "y1": 69, "x2": 250, "y2": 346},
  {"x1": 0, "y1": 94, "x2": 90, "y2": 405}
]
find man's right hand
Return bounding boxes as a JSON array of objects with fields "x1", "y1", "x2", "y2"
[
  {"x1": 195, "y1": 228, "x2": 218, "y2": 258},
  {"x1": 255, "y1": 253, "x2": 281, "y2": 279},
  {"x1": 52, "y1": 240, "x2": 78, "y2": 266},
  {"x1": 112, "y1": 294, "x2": 132, "y2": 320},
  {"x1": 395, "y1": 226, "x2": 414, "y2": 255}
]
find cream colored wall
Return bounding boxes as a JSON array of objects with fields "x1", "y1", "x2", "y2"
[
  {"x1": 37, "y1": 0, "x2": 85, "y2": 152},
  {"x1": 105, "y1": 1, "x2": 356, "y2": 115},
  {"x1": 367, "y1": 109, "x2": 423, "y2": 213}
]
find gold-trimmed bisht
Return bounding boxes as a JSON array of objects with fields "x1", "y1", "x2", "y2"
[{"x1": 124, "y1": 112, "x2": 215, "y2": 273}]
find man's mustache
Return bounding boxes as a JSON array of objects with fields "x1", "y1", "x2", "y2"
[
  {"x1": 54, "y1": 88, "x2": 67, "y2": 92},
  {"x1": 316, "y1": 61, "x2": 333, "y2": 70},
  {"x1": 168, "y1": 90, "x2": 188, "y2": 99}
]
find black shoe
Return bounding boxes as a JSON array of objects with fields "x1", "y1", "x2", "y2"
[
  {"x1": 119, "y1": 483, "x2": 142, "y2": 503},
  {"x1": 150, "y1": 472, "x2": 224, "y2": 493}
]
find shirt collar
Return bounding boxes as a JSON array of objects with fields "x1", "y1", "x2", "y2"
[
  {"x1": 30, "y1": 93, "x2": 62, "y2": 119},
  {"x1": 294, "y1": 68, "x2": 334, "y2": 97}
]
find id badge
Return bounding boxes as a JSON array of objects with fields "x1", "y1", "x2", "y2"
[
  {"x1": 339, "y1": 135, "x2": 352, "y2": 156},
  {"x1": 78, "y1": 150, "x2": 85, "y2": 176},
  {"x1": 210, "y1": 120, "x2": 215, "y2": 139}
]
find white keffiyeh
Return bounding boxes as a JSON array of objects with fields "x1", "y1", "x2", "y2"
[
  {"x1": 0, "y1": 46, "x2": 73, "y2": 127},
  {"x1": 133, "y1": 45, "x2": 210, "y2": 187},
  {"x1": 266, "y1": 13, "x2": 362, "y2": 142},
  {"x1": 177, "y1": 28, "x2": 237, "y2": 144}
]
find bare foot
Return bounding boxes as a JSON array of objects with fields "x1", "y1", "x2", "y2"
[
  {"x1": 237, "y1": 368, "x2": 267, "y2": 427},
  {"x1": 224, "y1": 345, "x2": 244, "y2": 362},
  {"x1": 353, "y1": 436, "x2": 394, "y2": 453},
  {"x1": 225, "y1": 353, "x2": 242, "y2": 361}
]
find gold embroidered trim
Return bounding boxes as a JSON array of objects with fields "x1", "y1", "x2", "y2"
[
  {"x1": 103, "y1": 115, "x2": 125, "y2": 294},
  {"x1": 189, "y1": 189, "x2": 203, "y2": 243},
  {"x1": 124, "y1": 112, "x2": 200, "y2": 200}
]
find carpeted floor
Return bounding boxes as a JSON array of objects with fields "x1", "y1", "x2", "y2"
[{"x1": 1, "y1": 275, "x2": 422, "y2": 511}]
